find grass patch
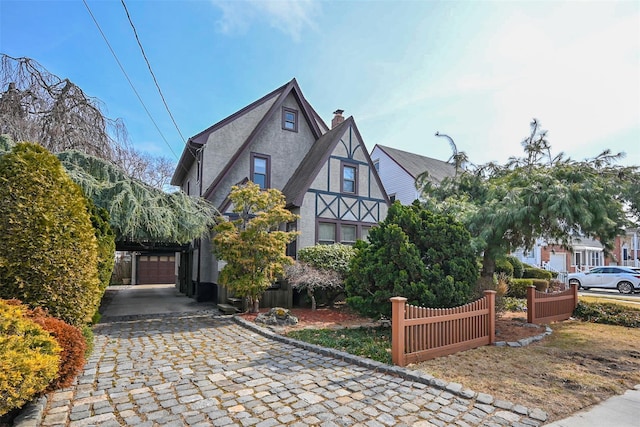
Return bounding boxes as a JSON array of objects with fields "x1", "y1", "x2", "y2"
[
  {"x1": 412, "y1": 321, "x2": 640, "y2": 421},
  {"x1": 286, "y1": 326, "x2": 392, "y2": 364}
]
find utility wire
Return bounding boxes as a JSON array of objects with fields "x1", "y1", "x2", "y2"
[
  {"x1": 82, "y1": 0, "x2": 180, "y2": 162},
  {"x1": 120, "y1": 0, "x2": 187, "y2": 145}
]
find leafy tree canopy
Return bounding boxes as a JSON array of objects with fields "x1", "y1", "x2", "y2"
[
  {"x1": 213, "y1": 182, "x2": 298, "y2": 312},
  {"x1": 419, "y1": 119, "x2": 640, "y2": 277}
]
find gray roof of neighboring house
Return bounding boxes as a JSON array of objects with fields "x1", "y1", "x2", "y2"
[{"x1": 374, "y1": 144, "x2": 456, "y2": 184}]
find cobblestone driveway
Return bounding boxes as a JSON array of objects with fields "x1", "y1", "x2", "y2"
[{"x1": 40, "y1": 311, "x2": 546, "y2": 427}]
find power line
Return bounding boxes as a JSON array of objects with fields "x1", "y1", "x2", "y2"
[
  {"x1": 120, "y1": 0, "x2": 187, "y2": 145},
  {"x1": 82, "y1": 0, "x2": 180, "y2": 162}
]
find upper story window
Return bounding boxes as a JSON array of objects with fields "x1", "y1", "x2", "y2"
[
  {"x1": 373, "y1": 159, "x2": 380, "y2": 172},
  {"x1": 342, "y1": 163, "x2": 357, "y2": 194},
  {"x1": 282, "y1": 107, "x2": 298, "y2": 132},
  {"x1": 251, "y1": 153, "x2": 270, "y2": 189}
]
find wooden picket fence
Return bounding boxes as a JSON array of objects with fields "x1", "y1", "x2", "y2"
[
  {"x1": 526, "y1": 283, "x2": 578, "y2": 324},
  {"x1": 390, "y1": 291, "x2": 496, "y2": 367}
]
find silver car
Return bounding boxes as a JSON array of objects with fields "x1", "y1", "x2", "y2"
[{"x1": 568, "y1": 266, "x2": 640, "y2": 294}]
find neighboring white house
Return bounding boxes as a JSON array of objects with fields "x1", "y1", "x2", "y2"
[{"x1": 370, "y1": 144, "x2": 456, "y2": 205}]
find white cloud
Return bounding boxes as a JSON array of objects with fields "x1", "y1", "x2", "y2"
[{"x1": 211, "y1": 0, "x2": 320, "y2": 41}]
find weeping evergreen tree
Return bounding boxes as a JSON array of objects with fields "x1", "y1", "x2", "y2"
[
  {"x1": 418, "y1": 119, "x2": 640, "y2": 279},
  {"x1": 58, "y1": 150, "x2": 218, "y2": 243},
  {"x1": 1, "y1": 136, "x2": 217, "y2": 244}
]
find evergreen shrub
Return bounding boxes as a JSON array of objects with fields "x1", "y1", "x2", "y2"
[
  {"x1": 505, "y1": 256, "x2": 524, "y2": 278},
  {"x1": 0, "y1": 143, "x2": 101, "y2": 326},
  {"x1": 28, "y1": 308, "x2": 87, "y2": 391},
  {"x1": 531, "y1": 279, "x2": 549, "y2": 292},
  {"x1": 508, "y1": 279, "x2": 534, "y2": 298},
  {"x1": 0, "y1": 300, "x2": 60, "y2": 416},
  {"x1": 495, "y1": 258, "x2": 514, "y2": 277},
  {"x1": 523, "y1": 267, "x2": 553, "y2": 280},
  {"x1": 345, "y1": 203, "x2": 478, "y2": 318}
]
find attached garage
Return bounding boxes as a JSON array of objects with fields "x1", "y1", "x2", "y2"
[{"x1": 137, "y1": 253, "x2": 176, "y2": 285}]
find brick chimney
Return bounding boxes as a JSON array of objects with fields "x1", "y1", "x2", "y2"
[{"x1": 331, "y1": 109, "x2": 344, "y2": 128}]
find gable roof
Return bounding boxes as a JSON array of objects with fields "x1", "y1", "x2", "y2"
[
  {"x1": 282, "y1": 117, "x2": 390, "y2": 207},
  {"x1": 373, "y1": 144, "x2": 456, "y2": 184},
  {"x1": 171, "y1": 78, "x2": 325, "y2": 188}
]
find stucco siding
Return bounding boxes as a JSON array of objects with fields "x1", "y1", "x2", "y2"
[{"x1": 200, "y1": 95, "x2": 277, "y2": 199}]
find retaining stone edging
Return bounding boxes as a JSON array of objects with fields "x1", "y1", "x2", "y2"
[
  {"x1": 494, "y1": 325, "x2": 553, "y2": 347},
  {"x1": 233, "y1": 314, "x2": 549, "y2": 424}
]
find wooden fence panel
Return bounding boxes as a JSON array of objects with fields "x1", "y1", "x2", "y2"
[
  {"x1": 390, "y1": 291, "x2": 496, "y2": 367},
  {"x1": 527, "y1": 284, "x2": 578, "y2": 324}
]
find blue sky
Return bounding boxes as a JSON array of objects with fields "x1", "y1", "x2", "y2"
[{"x1": 1, "y1": 0, "x2": 638, "y2": 167}]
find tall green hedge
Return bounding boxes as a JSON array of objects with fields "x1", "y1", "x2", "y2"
[{"x1": 0, "y1": 143, "x2": 101, "y2": 326}]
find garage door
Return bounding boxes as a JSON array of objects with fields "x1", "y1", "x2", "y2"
[{"x1": 138, "y1": 255, "x2": 175, "y2": 285}]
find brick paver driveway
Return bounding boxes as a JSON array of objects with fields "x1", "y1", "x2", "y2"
[{"x1": 38, "y1": 288, "x2": 547, "y2": 427}]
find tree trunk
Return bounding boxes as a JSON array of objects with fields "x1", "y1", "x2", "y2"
[
  {"x1": 308, "y1": 289, "x2": 316, "y2": 310},
  {"x1": 249, "y1": 297, "x2": 260, "y2": 313},
  {"x1": 481, "y1": 252, "x2": 496, "y2": 278}
]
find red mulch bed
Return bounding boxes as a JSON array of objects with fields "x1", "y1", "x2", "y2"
[{"x1": 238, "y1": 306, "x2": 546, "y2": 341}]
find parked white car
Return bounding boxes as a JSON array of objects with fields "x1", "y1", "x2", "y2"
[{"x1": 568, "y1": 266, "x2": 640, "y2": 294}]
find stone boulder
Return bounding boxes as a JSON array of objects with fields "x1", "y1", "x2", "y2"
[{"x1": 255, "y1": 307, "x2": 298, "y2": 326}]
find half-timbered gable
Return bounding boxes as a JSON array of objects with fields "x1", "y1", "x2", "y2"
[{"x1": 171, "y1": 79, "x2": 388, "y2": 305}]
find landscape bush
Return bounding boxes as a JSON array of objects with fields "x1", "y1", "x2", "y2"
[
  {"x1": 507, "y1": 278, "x2": 534, "y2": 299},
  {"x1": 28, "y1": 308, "x2": 87, "y2": 391},
  {"x1": 88, "y1": 200, "x2": 115, "y2": 294},
  {"x1": 0, "y1": 143, "x2": 101, "y2": 326},
  {"x1": 288, "y1": 244, "x2": 357, "y2": 309},
  {"x1": 495, "y1": 258, "x2": 514, "y2": 277},
  {"x1": 523, "y1": 267, "x2": 553, "y2": 280},
  {"x1": 531, "y1": 279, "x2": 549, "y2": 292},
  {"x1": 0, "y1": 300, "x2": 60, "y2": 416},
  {"x1": 346, "y1": 202, "x2": 477, "y2": 318},
  {"x1": 502, "y1": 297, "x2": 527, "y2": 312},
  {"x1": 574, "y1": 301, "x2": 640, "y2": 328},
  {"x1": 505, "y1": 256, "x2": 524, "y2": 278}
]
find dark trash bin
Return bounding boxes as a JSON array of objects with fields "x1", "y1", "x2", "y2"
[{"x1": 196, "y1": 282, "x2": 217, "y2": 302}]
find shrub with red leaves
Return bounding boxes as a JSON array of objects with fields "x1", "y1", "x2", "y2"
[{"x1": 28, "y1": 308, "x2": 86, "y2": 391}]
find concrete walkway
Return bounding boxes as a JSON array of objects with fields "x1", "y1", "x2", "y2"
[
  {"x1": 24, "y1": 284, "x2": 634, "y2": 426},
  {"x1": 544, "y1": 385, "x2": 640, "y2": 427}
]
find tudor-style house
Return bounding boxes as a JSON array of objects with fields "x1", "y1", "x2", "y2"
[
  {"x1": 370, "y1": 144, "x2": 456, "y2": 205},
  {"x1": 170, "y1": 79, "x2": 389, "y2": 306}
]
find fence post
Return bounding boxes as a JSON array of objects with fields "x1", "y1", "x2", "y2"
[
  {"x1": 570, "y1": 282, "x2": 578, "y2": 308},
  {"x1": 390, "y1": 297, "x2": 407, "y2": 367},
  {"x1": 526, "y1": 285, "x2": 536, "y2": 324},
  {"x1": 484, "y1": 290, "x2": 496, "y2": 344}
]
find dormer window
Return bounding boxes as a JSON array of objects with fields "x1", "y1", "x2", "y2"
[{"x1": 282, "y1": 107, "x2": 298, "y2": 132}]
